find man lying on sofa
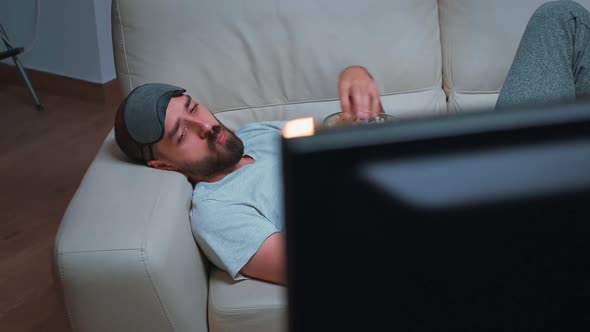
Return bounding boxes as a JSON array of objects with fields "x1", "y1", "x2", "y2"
[{"x1": 114, "y1": 0, "x2": 590, "y2": 286}]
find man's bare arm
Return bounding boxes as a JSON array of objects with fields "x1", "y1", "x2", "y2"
[{"x1": 240, "y1": 232, "x2": 287, "y2": 285}]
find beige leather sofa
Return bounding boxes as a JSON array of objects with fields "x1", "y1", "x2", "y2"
[{"x1": 53, "y1": 1, "x2": 590, "y2": 331}]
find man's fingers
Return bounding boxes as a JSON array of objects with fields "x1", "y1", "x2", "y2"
[
  {"x1": 352, "y1": 91, "x2": 368, "y2": 118},
  {"x1": 340, "y1": 81, "x2": 379, "y2": 119},
  {"x1": 360, "y1": 92, "x2": 371, "y2": 119},
  {"x1": 341, "y1": 96, "x2": 352, "y2": 116},
  {"x1": 339, "y1": 84, "x2": 352, "y2": 116},
  {"x1": 370, "y1": 90, "x2": 381, "y2": 118}
]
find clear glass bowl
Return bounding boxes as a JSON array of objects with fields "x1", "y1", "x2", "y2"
[{"x1": 322, "y1": 112, "x2": 398, "y2": 129}]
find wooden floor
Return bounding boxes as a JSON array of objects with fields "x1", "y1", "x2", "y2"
[{"x1": 0, "y1": 84, "x2": 118, "y2": 331}]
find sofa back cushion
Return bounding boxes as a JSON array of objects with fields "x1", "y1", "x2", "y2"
[
  {"x1": 439, "y1": 0, "x2": 590, "y2": 113},
  {"x1": 112, "y1": 0, "x2": 445, "y2": 129}
]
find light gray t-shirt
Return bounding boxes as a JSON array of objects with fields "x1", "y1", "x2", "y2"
[{"x1": 190, "y1": 121, "x2": 286, "y2": 280}]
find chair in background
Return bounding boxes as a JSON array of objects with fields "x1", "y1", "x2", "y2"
[{"x1": 0, "y1": 23, "x2": 43, "y2": 111}]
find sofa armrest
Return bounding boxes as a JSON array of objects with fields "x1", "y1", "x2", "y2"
[{"x1": 53, "y1": 130, "x2": 209, "y2": 332}]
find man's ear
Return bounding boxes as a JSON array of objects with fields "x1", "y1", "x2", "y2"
[{"x1": 147, "y1": 159, "x2": 178, "y2": 171}]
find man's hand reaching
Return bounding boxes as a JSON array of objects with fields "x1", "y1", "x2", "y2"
[{"x1": 338, "y1": 65, "x2": 382, "y2": 120}]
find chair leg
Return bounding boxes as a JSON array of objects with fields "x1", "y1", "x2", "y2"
[
  {"x1": 0, "y1": 24, "x2": 44, "y2": 111},
  {"x1": 12, "y1": 55, "x2": 44, "y2": 111}
]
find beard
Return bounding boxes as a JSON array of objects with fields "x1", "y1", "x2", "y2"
[{"x1": 180, "y1": 123, "x2": 245, "y2": 179}]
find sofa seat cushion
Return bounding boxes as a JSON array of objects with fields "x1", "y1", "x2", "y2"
[{"x1": 208, "y1": 268, "x2": 287, "y2": 332}]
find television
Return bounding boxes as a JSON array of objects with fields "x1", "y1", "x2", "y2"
[{"x1": 280, "y1": 102, "x2": 590, "y2": 331}]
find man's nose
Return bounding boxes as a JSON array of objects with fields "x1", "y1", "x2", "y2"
[
  {"x1": 192, "y1": 120, "x2": 212, "y2": 138},
  {"x1": 195, "y1": 120, "x2": 211, "y2": 138}
]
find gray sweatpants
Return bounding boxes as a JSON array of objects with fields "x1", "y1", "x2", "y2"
[{"x1": 496, "y1": 0, "x2": 590, "y2": 109}]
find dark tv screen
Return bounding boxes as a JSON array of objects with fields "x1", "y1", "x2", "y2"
[{"x1": 281, "y1": 102, "x2": 590, "y2": 331}]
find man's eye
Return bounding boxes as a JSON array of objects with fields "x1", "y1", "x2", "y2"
[{"x1": 190, "y1": 104, "x2": 197, "y2": 113}]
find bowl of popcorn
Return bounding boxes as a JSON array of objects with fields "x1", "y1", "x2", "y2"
[{"x1": 322, "y1": 112, "x2": 398, "y2": 129}]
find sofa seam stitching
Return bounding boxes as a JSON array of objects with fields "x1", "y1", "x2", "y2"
[
  {"x1": 213, "y1": 85, "x2": 444, "y2": 114},
  {"x1": 452, "y1": 90, "x2": 501, "y2": 94},
  {"x1": 140, "y1": 175, "x2": 176, "y2": 332},
  {"x1": 58, "y1": 256, "x2": 78, "y2": 332},
  {"x1": 57, "y1": 248, "x2": 142, "y2": 254},
  {"x1": 115, "y1": 0, "x2": 133, "y2": 91},
  {"x1": 447, "y1": 6, "x2": 455, "y2": 111},
  {"x1": 212, "y1": 305, "x2": 287, "y2": 314},
  {"x1": 435, "y1": 0, "x2": 445, "y2": 101},
  {"x1": 435, "y1": 0, "x2": 448, "y2": 113}
]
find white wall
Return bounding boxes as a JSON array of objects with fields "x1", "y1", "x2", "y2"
[
  {"x1": 0, "y1": 0, "x2": 116, "y2": 84},
  {"x1": 93, "y1": 0, "x2": 115, "y2": 84}
]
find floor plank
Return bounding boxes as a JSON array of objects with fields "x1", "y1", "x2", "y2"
[{"x1": 0, "y1": 83, "x2": 119, "y2": 332}]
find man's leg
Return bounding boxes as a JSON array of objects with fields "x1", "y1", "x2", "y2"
[{"x1": 496, "y1": 0, "x2": 590, "y2": 109}]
